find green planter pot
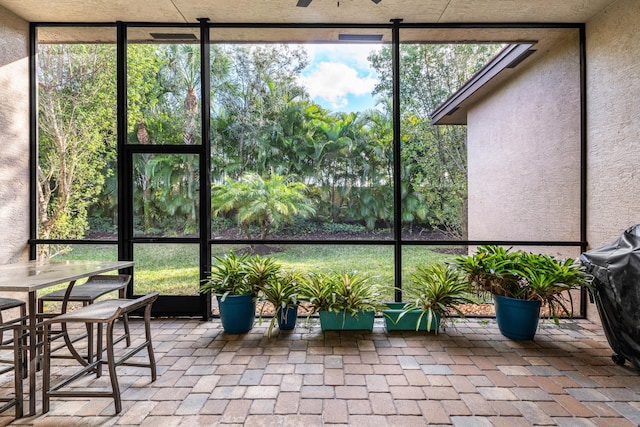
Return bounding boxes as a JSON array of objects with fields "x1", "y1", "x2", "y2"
[
  {"x1": 217, "y1": 293, "x2": 256, "y2": 334},
  {"x1": 382, "y1": 302, "x2": 440, "y2": 331},
  {"x1": 318, "y1": 310, "x2": 375, "y2": 331},
  {"x1": 493, "y1": 294, "x2": 541, "y2": 340}
]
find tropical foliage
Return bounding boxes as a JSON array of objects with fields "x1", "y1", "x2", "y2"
[
  {"x1": 37, "y1": 44, "x2": 117, "y2": 257},
  {"x1": 36, "y1": 39, "x2": 502, "y2": 253},
  {"x1": 454, "y1": 245, "x2": 594, "y2": 324},
  {"x1": 200, "y1": 250, "x2": 281, "y2": 299},
  {"x1": 212, "y1": 173, "x2": 315, "y2": 240},
  {"x1": 369, "y1": 44, "x2": 502, "y2": 237},
  {"x1": 299, "y1": 271, "x2": 383, "y2": 316},
  {"x1": 395, "y1": 263, "x2": 475, "y2": 332}
]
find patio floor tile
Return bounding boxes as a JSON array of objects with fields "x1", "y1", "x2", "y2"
[{"x1": 1, "y1": 317, "x2": 639, "y2": 426}]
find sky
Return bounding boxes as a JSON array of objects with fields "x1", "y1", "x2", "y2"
[{"x1": 297, "y1": 44, "x2": 383, "y2": 113}]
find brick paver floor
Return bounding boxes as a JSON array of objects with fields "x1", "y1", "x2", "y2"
[{"x1": 1, "y1": 317, "x2": 639, "y2": 426}]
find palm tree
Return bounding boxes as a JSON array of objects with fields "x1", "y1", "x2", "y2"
[
  {"x1": 157, "y1": 44, "x2": 201, "y2": 145},
  {"x1": 212, "y1": 172, "x2": 316, "y2": 240}
]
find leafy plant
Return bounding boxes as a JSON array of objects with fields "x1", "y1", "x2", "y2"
[
  {"x1": 200, "y1": 250, "x2": 282, "y2": 301},
  {"x1": 211, "y1": 173, "x2": 316, "y2": 240},
  {"x1": 453, "y1": 245, "x2": 521, "y2": 296},
  {"x1": 320, "y1": 222, "x2": 367, "y2": 235},
  {"x1": 392, "y1": 263, "x2": 474, "y2": 332},
  {"x1": 244, "y1": 255, "x2": 282, "y2": 294},
  {"x1": 454, "y1": 245, "x2": 593, "y2": 324},
  {"x1": 510, "y1": 252, "x2": 593, "y2": 324},
  {"x1": 298, "y1": 272, "x2": 336, "y2": 314},
  {"x1": 260, "y1": 270, "x2": 303, "y2": 337},
  {"x1": 299, "y1": 271, "x2": 382, "y2": 318}
]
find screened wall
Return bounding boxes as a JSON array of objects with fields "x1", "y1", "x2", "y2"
[{"x1": 31, "y1": 22, "x2": 585, "y2": 318}]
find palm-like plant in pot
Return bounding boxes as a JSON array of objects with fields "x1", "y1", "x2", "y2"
[
  {"x1": 299, "y1": 271, "x2": 382, "y2": 331},
  {"x1": 454, "y1": 245, "x2": 593, "y2": 340},
  {"x1": 201, "y1": 250, "x2": 281, "y2": 334},
  {"x1": 244, "y1": 254, "x2": 282, "y2": 294},
  {"x1": 260, "y1": 270, "x2": 303, "y2": 337},
  {"x1": 383, "y1": 263, "x2": 475, "y2": 333}
]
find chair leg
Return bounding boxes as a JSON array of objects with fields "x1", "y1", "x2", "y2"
[
  {"x1": 83, "y1": 302, "x2": 94, "y2": 365},
  {"x1": 12, "y1": 326, "x2": 23, "y2": 418},
  {"x1": 122, "y1": 314, "x2": 131, "y2": 347},
  {"x1": 144, "y1": 304, "x2": 157, "y2": 381},
  {"x1": 19, "y1": 304, "x2": 27, "y2": 379},
  {"x1": 86, "y1": 320, "x2": 94, "y2": 365},
  {"x1": 106, "y1": 321, "x2": 121, "y2": 414},
  {"x1": 42, "y1": 323, "x2": 51, "y2": 414},
  {"x1": 96, "y1": 323, "x2": 103, "y2": 378},
  {"x1": 118, "y1": 288, "x2": 131, "y2": 347}
]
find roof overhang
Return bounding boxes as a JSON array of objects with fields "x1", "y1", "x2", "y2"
[{"x1": 431, "y1": 42, "x2": 536, "y2": 125}]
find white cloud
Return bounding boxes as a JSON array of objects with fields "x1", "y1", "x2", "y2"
[
  {"x1": 304, "y1": 44, "x2": 379, "y2": 69},
  {"x1": 299, "y1": 61, "x2": 377, "y2": 109}
]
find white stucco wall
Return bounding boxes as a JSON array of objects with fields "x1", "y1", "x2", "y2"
[
  {"x1": 586, "y1": 0, "x2": 640, "y2": 248},
  {"x1": 466, "y1": 31, "x2": 582, "y2": 254},
  {"x1": 465, "y1": 32, "x2": 584, "y2": 317},
  {"x1": 584, "y1": 0, "x2": 640, "y2": 321},
  {"x1": 466, "y1": 0, "x2": 640, "y2": 323},
  {"x1": 0, "y1": 6, "x2": 29, "y2": 264}
]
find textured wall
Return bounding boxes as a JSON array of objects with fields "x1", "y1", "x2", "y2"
[
  {"x1": 586, "y1": 0, "x2": 640, "y2": 248},
  {"x1": 0, "y1": 5, "x2": 29, "y2": 264},
  {"x1": 465, "y1": 32, "x2": 584, "y2": 317},
  {"x1": 584, "y1": 0, "x2": 640, "y2": 321},
  {"x1": 467, "y1": 31, "x2": 581, "y2": 252}
]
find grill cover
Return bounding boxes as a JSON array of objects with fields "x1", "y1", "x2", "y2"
[{"x1": 580, "y1": 224, "x2": 640, "y2": 368}]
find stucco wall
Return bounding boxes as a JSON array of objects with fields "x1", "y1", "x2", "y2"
[
  {"x1": 586, "y1": 0, "x2": 640, "y2": 248},
  {"x1": 466, "y1": 31, "x2": 582, "y2": 253},
  {"x1": 584, "y1": 0, "x2": 640, "y2": 321},
  {"x1": 0, "y1": 5, "x2": 29, "y2": 264}
]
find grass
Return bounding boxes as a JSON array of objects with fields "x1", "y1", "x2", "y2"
[{"x1": 53, "y1": 243, "x2": 461, "y2": 299}]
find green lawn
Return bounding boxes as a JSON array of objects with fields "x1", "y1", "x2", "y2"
[{"x1": 54, "y1": 243, "x2": 461, "y2": 298}]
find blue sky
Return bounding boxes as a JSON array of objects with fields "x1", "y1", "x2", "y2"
[{"x1": 297, "y1": 44, "x2": 383, "y2": 113}]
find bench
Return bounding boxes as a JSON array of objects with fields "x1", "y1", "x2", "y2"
[{"x1": 42, "y1": 292, "x2": 158, "y2": 414}]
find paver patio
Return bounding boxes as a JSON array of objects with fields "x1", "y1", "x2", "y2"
[{"x1": 1, "y1": 316, "x2": 639, "y2": 426}]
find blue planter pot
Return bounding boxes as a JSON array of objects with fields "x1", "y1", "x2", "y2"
[
  {"x1": 217, "y1": 293, "x2": 256, "y2": 334},
  {"x1": 493, "y1": 294, "x2": 542, "y2": 340},
  {"x1": 276, "y1": 306, "x2": 298, "y2": 331},
  {"x1": 318, "y1": 310, "x2": 375, "y2": 331}
]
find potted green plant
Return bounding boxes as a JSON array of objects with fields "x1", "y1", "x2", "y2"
[
  {"x1": 383, "y1": 263, "x2": 475, "y2": 333},
  {"x1": 259, "y1": 270, "x2": 302, "y2": 337},
  {"x1": 201, "y1": 250, "x2": 281, "y2": 334},
  {"x1": 300, "y1": 271, "x2": 381, "y2": 331},
  {"x1": 454, "y1": 245, "x2": 593, "y2": 340}
]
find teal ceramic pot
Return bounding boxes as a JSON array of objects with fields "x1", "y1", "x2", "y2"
[
  {"x1": 318, "y1": 310, "x2": 375, "y2": 331},
  {"x1": 217, "y1": 293, "x2": 256, "y2": 334},
  {"x1": 277, "y1": 306, "x2": 298, "y2": 331},
  {"x1": 493, "y1": 294, "x2": 541, "y2": 340},
  {"x1": 382, "y1": 302, "x2": 440, "y2": 331}
]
